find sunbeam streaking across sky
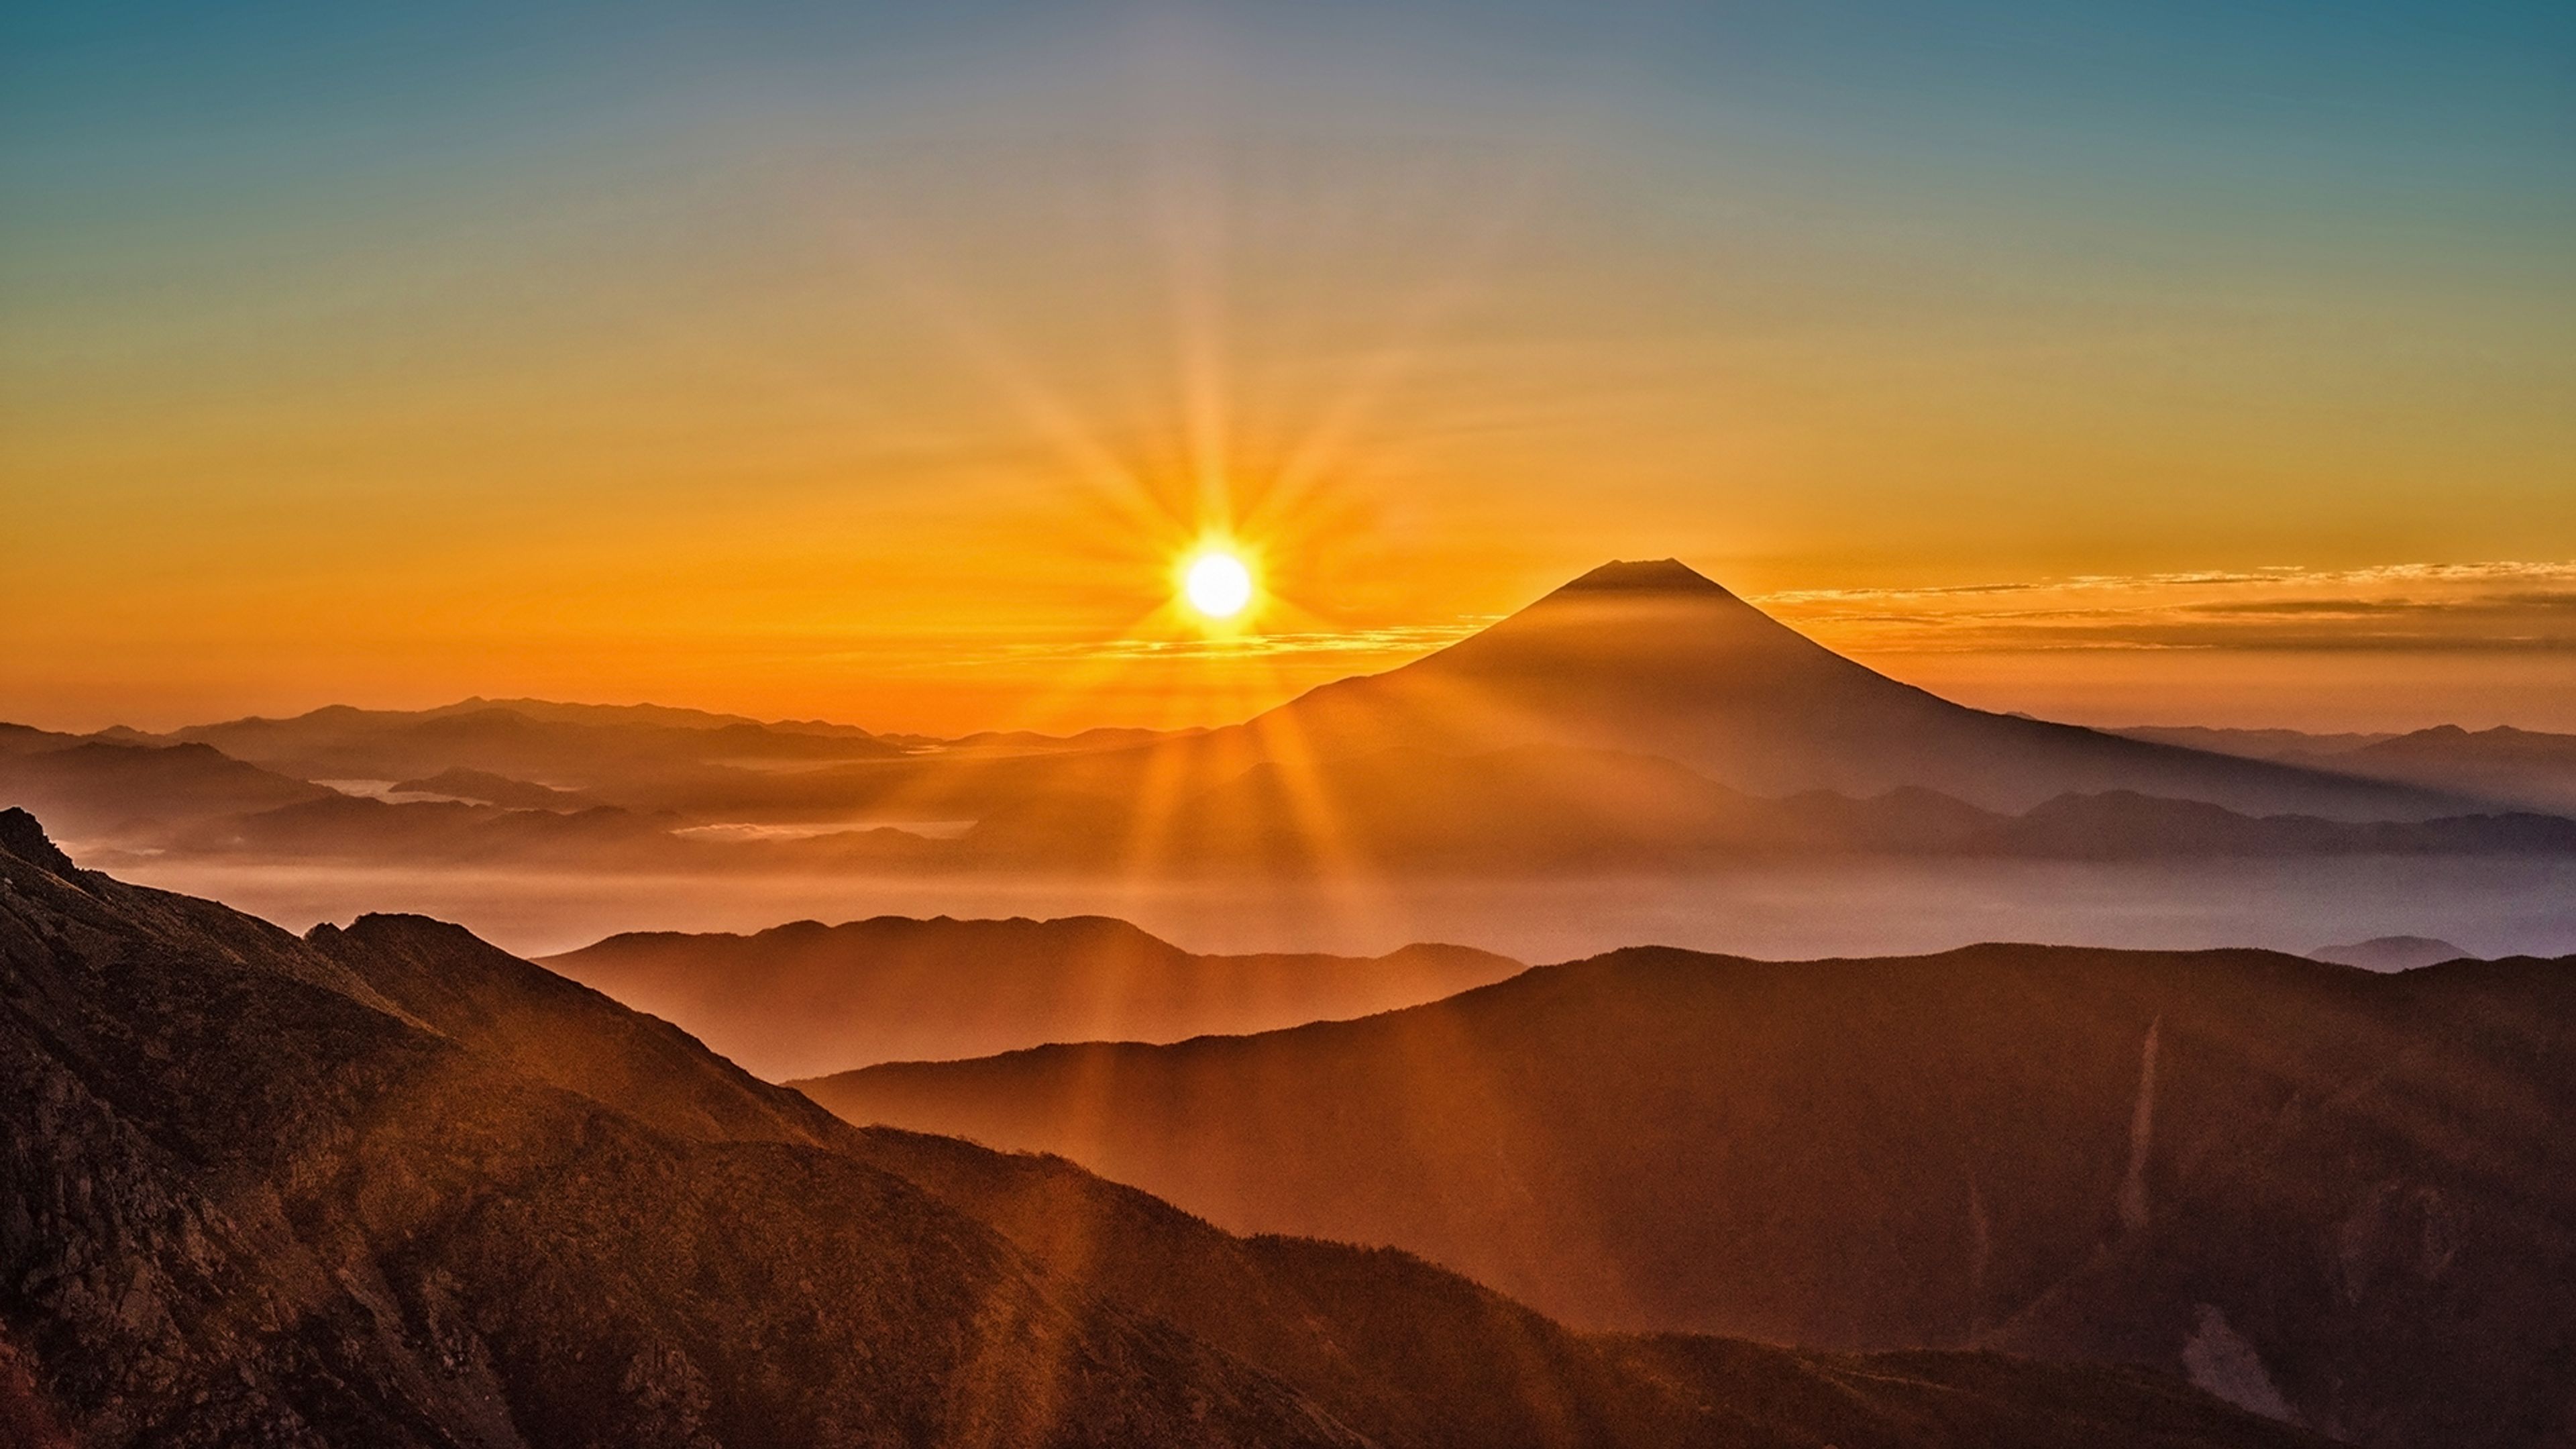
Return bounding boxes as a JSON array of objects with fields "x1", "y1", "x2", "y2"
[{"x1": 2, "y1": 0, "x2": 2570, "y2": 733}]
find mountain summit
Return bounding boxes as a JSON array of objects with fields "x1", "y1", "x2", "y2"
[
  {"x1": 1547, "y1": 557, "x2": 1735, "y2": 595},
  {"x1": 1254, "y1": 559, "x2": 2454, "y2": 818}
]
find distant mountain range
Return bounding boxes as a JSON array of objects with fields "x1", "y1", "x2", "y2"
[
  {"x1": 2121, "y1": 722, "x2": 2576, "y2": 816},
  {"x1": 0, "y1": 808, "x2": 2328, "y2": 1449},
  {"x1": 540, "y1": 918, "x2": 1522, "y2": 1077},
  {"x1": 8, "y1": 726, "x2": 2568, "y2": 881},
  {"x1": 802, "y1": 938, "x2": 2576, "y2": 1449},
  {"x1": 2306, "y1": 934, "x2": 2478, "y2": 971},
  {"x1": 6, "y1": 561, "x2": 2575, "y2": 881},
  {"x1": 987, "y1": 743, "x2": 2576, "y2": 873}
]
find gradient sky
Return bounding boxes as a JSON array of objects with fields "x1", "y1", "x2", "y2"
[{"x1": 5, "y1": 1, "x2": 2571, "y2": 734}]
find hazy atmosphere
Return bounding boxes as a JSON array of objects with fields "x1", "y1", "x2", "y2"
[{"x1": 5, "y1": 6, "x2": 2571, "y2": 1449}]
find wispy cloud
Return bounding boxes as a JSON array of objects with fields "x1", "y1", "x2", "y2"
[
  {"x1": 938, "y1": 562, "x2": 2576, "y2": 678},
  {"x1": 1755, "y1": 561, "x2": 2576, "y2": 655},
  {"x1": 991, "y1": 620, "x2": 1499, "y2": 664}
]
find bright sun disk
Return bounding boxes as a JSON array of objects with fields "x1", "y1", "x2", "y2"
[{"x1": 1183, "y1": 550, "x2": 1254, "y2": 621}]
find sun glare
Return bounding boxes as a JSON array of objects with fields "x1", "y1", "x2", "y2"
[{"x1": 1182, "y1": 549, "x2": 1255, "y2": 621}]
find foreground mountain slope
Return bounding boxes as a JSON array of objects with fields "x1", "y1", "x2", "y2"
[
  {"x1": 857, "y1": 1129, "x2": 2330, "y2": 1449},
  {"x1": 807, "y1": 942, "x2": 2576, "y2": 1449},
  {"x1": 0, "y1": 810, "x2": 2325, "y2": 1449},
  {"x1": 0, "y1": 810, "x2": 1358, "y2": 1448},
  {"x1": 540, "y1": 917, "x2": 1523, "y2": 1077},
  {"x1": 307, "y1": 881, "x2": 2329, "y2": 1449},
  {"x1": 1238, "y1": 561, "x2": 2457, "y2": 819}
]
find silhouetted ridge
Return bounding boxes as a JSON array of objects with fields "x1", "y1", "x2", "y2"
[
  {"x1": 1548, "y1": 558, "x2": 1735, "y2": 597},
  {"x1": 0, "y1": 806, "x2": 78, "y2": 880},
  {"x1": 543, "y1": 915, "x2": 1525, "y2": 1077},
  {"x1": 2308, "y1": 934, "x2": 2476, "y2": 971}
]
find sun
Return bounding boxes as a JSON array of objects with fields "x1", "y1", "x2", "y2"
[{"x1": 1181, "y1": 547, "x2": 1256, "y2": 621}]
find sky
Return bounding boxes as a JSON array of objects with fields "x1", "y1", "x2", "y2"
[{"x1": 4, "y1": 0, "x2": 2571, "y2": 735}]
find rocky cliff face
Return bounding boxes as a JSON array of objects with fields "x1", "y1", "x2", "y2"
[{"x1": 0, "y1": 807, "x2": 2330, "y2": 1449}]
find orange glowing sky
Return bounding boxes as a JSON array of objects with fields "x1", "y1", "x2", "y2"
[{"x1": 4, "y1": 4, "x2": 2571, "y2": 736}]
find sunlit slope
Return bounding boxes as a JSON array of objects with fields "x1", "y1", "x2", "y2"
[
  {"x1": 0, "y1": 809, "x2": 2328, "y2": 1449},
  {"x1": 1242, "y1": 560, "x2": 2461, "y2": 818},
  {"x1": 806, "y1": 942, "x2": 2576, "y2": 1449}
]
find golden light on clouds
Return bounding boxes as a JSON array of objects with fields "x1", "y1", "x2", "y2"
[
  {"x1": 1757, "y1": 560, "x2": 2576, "y2": 731},
  {"x1": 3, "y1": 5, "x2": 2569, "y2": 739}
]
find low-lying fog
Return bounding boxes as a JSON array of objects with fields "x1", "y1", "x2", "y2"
[{"x1": 113, "y1": 856, "x2": 2576, "y2": 965}]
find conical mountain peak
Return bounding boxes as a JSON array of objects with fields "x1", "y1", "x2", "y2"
[
  {"x1": 1550, "y1": 558, "x2": 1735, "y2": 598},
  {"x1": 1255, "y1": 553, "x2": 2454, "y2": 819}
]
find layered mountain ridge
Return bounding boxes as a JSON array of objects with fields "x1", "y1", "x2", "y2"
[
  {"x1": 539, "y1": 918, "x2": 1523, "y2": 1077},
  {"x1": 0, "y1": 809, "x2": 2330, "y2": 1448},
  {"x1": 9, "y1": 561, "x2": 2575, "y2": 892}
]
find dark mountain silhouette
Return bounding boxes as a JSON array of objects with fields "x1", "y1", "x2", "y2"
[
  {"x1": 1979, "y1": 791, "x2": 2576, "y2": 859},
  {"x1": 0, "y1": 808, "x2": 2325, "y2": 1449},
  {"x1": 2308, "y1": 935, "x2": 2476, "y2": 971},
  {"x1": 115, "y1": 701, "x2": 1064, "y2": 828},
  {"x1": 1053, "y1": 744, "x2": 1981, "y2": 872},
  {"x1": 2118, "y1": 727, "x2": 2398, "y2": 758},
  {"x1": 7, "y1": 720, "x2": 2565, "y2": 885},
  {"x1": 806, "y1": 941, "x2": 2576, "y2": 1448},
  {"x1": 1016, "y1": 743, "x2": 2576, "y2": 874},
  {"x1": 0, "y1": 724, "x2": 83, "y2": 756},
  {"x1": 542, "y1": 916, "x2": 1524, "y2": 1078},
  {"x1": 11, "y1": 739, "x2": 2567, "y2": 885},
  {"x1": 159, "y1": 791, "x2": 941, "y2": 871},
  {"x1": 145, "y1": 701, "x2": 907, "y2": 789},
  {"x1": 423, "y1": 696, "x2": 884, "y2": 737},
  {"x1": 2123, "y1": 722, "x2": 2576, "y2": 816},
  {"x1": 385, "y1": 766, "x2": 608, "y2": 811},
  {"x1": 1238, "y1": 561, "x2": 2461, "y2": 819},
  {"x1": 2345, "y1": 725, "x2": 2576, "y2": 814},
  {"x1": 902, "y1": 725, "x2": 1198, "y2": 755},
  {"x1": 0, "y1": 741, "x2": 333, "y2": 844}
]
